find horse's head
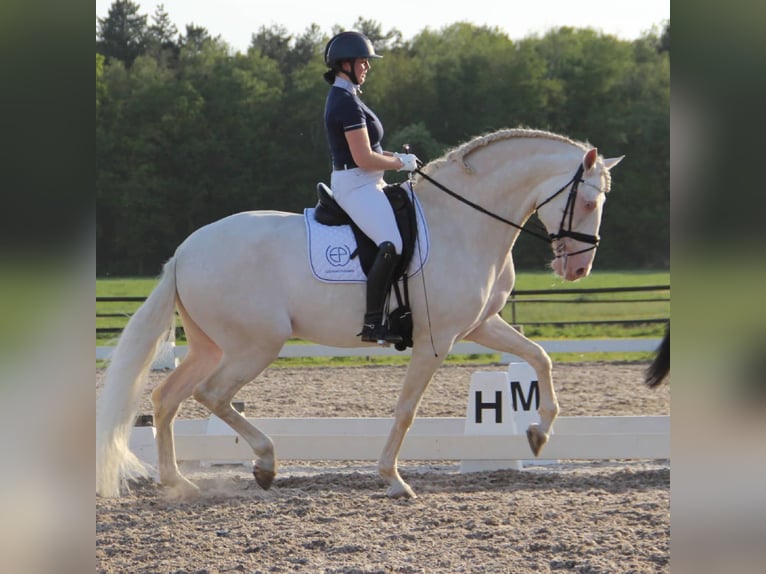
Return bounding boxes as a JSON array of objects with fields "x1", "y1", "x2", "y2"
[{"x1": 537, "y1": 148, "x2": 624, "y2": 281}]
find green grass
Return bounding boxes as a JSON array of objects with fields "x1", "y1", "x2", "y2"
[
  {"x1": 97, "y1": 277, "x2": 165, "y2": 342},
  {"x1": 97, "y1": 270, "x2": 669, "y2": 363},
  {"x1": 98, "y1": 277, "x2": 163, "y2": 296},
  {"x1": 503, "y1": 270, "x2": 669, "y2": 339},
  {"x1": 511, "y1": 269, "x2": 669, "y2": 291}
]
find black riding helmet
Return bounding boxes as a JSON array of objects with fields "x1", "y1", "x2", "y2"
[{"x1": 323, "y1": 31, "x2": 382, "y2": 85}]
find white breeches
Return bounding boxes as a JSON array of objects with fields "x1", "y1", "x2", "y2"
[{"x1": 330, "y1": 168, "x2": 403, "y2": 254}]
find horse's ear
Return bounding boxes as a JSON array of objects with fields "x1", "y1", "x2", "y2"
[
  {"x1": 583, "y1": 148, "x2": 598, "y2": 171},
  {"x1": 603, "y1": 155, "x2": 625, "y2": 170}
]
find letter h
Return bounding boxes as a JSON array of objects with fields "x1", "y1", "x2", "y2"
[{"x1": 474, "y1": 390, "x2": 503, "y2": 423}]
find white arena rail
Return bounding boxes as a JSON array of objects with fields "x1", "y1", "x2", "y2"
[{"x1": 130, "y1": 415, "x2": 670, "y2": 468}]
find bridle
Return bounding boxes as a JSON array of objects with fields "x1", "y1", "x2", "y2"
[{"x1": 413, "y1": 163, "x2": 601, "y2": 259}]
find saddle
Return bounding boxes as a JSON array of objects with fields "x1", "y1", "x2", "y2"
[
  {"x1": 313, "y1": 182, "x2": 418, "y2": 280},
  {"x1": 313, "y1": 182, "x2": 418, "y2": 350}
]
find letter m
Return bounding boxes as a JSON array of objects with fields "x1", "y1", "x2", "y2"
[{"x1": 510, "y1": 379, "x2": 539, "y2": 412}]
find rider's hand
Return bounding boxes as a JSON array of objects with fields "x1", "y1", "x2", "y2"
[{"x1": 394, "y1": 152, "x2": 420, "y2": 172}]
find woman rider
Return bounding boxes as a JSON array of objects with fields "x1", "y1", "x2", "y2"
[{"x1": 323, "y1": 31, "x2": 419, "y2": 344}]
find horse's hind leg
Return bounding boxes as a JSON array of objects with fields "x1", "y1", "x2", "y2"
[
  {"x1": 151, "y1": 350, "x2": 220, "y2": 499},
  {"x1": 465, "y1": 314, "x2": 559, "y2": 456},
  {"x1": 192, "y1": 347, "x2": 282, "y2": 490},
  {"x1": 151, "y1": 302, "x2": 222, "y2": 500}
]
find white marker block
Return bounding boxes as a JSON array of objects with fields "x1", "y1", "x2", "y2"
[
  {"x1": 129, "y1": 425, "x2": 158, "y2": 467},
  {"x1": 461, "y1": 371, "x2": 522, "y2": 472},
  {"x1": 201, "y1": 403, "x2": 253, "y2": 468},
  {"x1": 151, "y1": 340, "x2": 179, "y2": 370}
]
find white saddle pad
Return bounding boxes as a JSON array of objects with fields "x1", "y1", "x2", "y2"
[{"x1": 304, "y1": 188, "x2": 430, "y2": 284}]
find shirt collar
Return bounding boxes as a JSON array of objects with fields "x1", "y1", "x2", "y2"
[{"x1": 333, "y1": 77, "x2": 360, "y2": 95}]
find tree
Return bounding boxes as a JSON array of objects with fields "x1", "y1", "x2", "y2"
[
  {"x1": 293, "y1": 24, "x2": 325, "y2": 66},
  {"x1": 147, "y1": 4, "x2": 177, "y2": 45},
  {"x1": 250, "y1": 25, "x2": 293, "y2": 65},
  {"x1": 96, "y1": 53, "x2": 106, "y2": 116},
  {"x1": 404, "y1": 23, "x2": 519, "y2": 142},
  {"x1": 658, "y1": 21, "x2": 670, "y2": 54},
  {"x1": 96, "y1": 0, "x2": 148, "y2": 66},
  {"x1": 249, "y1": 24, "x2": 326, "y2": 69},
  {"x1": 387, "y1": 122, "x2": 446, "y2": 164},
  {"x1": 179, "y1": 24, "x2": 213, "y2": 53},
  {"x1": 350, "y1": 18, "x2": 403, "y2": 51},
  {"x1": 145, "y1": 4, "x2": 179, "y2": 65},
  {"x1": 97, "y1": 19, "x2": 669, "y2": 275}
]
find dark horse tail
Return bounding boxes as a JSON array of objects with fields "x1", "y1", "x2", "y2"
[{"x1": 645, "y1": 323, "x2": 670, "y2": 388}]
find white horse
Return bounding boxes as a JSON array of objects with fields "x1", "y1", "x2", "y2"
[{"x1": 96, "y1": 128, "x2": 623, "y2": 500}]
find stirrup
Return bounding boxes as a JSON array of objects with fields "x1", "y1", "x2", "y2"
[{"x1": 359, "y1": 322, "x2": 403, "y2": 345}]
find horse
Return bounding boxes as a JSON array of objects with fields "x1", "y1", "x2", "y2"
[
  {"x1": 96, "y1": 128, "x2": 624, "y2": 500},
  {"x1": 645, "y1": 322, "x2": 670, "y2": 387}
]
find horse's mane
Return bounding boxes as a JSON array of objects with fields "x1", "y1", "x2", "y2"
[
  {"x1": 424, "y1": 128, "x2": 589, "y2": 174},
  {"x1": 420, "y1": 127, "x2": 611, "y2": 191}
]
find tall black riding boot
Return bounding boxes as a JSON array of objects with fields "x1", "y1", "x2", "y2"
[{"x1": 360, "y1": 241, "x2": 403, "y2": 344}]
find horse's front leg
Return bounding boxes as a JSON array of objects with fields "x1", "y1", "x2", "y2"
[
  {"x1": 464, "y1": 314, "x2": 559, "y2": 456},
  {"x1": 378, "y1": 348, "x2": 446, "y2": 499}
]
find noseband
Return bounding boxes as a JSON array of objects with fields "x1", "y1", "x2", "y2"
[
  {"x1": 413, "y1": 162, "x2": 601, "y2": 259},
  {"x1": 534, "y1": 164, "x2": 600, "y2": 258}
]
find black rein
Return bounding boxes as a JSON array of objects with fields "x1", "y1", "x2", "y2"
[{"x1": 412, "y1": 163, "x2": 600, "y2": 258}]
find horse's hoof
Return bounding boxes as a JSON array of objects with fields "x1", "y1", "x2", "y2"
[
  {"x1": 386, "y1": 483, "x2": 418, "y2": 500},
  {"x1": 526, "y1": 424, "x2": 549, "y2": 456},
  {"x1": 164, "y1": 480, "x2": 200, "y2": 502},
  {"x1": 253, "y1": 466, "x2": 276, "y2": 490}
]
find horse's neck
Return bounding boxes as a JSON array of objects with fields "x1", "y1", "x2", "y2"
[{"x1": 418, "y1": 137, "x2": 580, "y2": 254}]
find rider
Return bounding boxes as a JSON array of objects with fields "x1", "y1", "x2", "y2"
[{"x1": 323, "y1": 31, "x2": 419, "y2": 344}]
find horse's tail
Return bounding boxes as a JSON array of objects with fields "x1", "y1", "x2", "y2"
[
  {"x1": 96, "y1": 257, "x2": 178, "y2": 497},
  {"x1": 645, "y1": 323, "x2": 670, "y2": 388}
]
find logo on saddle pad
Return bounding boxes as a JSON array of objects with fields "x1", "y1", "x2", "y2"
[{"x1": 325, "y1": 244, "x2": 352, "y2": 267}]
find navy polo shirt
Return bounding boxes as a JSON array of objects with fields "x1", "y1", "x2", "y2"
[{"x1": 324, "y1": 78, "x2": 383, "y2": 169}]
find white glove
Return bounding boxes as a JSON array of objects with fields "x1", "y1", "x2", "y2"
[{"x1": 394, "y1": 152, "x2": 420, "y2": 172}]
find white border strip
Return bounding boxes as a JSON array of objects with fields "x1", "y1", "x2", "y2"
[{"x1": 98, "y1": 338, "x2": 661, "y2": 362}]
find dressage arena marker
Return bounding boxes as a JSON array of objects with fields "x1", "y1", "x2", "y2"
[
  {"x1": 128, "y1": 361, "x2": 669, "y2": 474},
  {"x1": 462, "y1": 362, "x2": 560, "y2": 472}
]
